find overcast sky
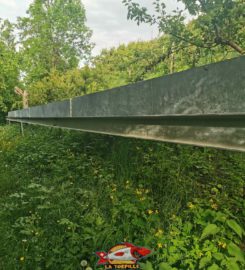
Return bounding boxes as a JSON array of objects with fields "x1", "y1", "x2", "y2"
[{"x1": 0, "y1": 0, "x2": 179, "y2": 55}]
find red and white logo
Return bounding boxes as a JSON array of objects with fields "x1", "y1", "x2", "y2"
[{"x1": 96, "y1": 242, "x2": 151, "y2": 268}]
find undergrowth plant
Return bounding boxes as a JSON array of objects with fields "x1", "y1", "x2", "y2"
[{"x1": 0, "y1": 125, "x2": 244, "y2": 270}]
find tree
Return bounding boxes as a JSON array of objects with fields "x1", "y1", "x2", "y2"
[
  {"x1": 90, "y1": 39, "x2": 169, "y2": 87},
  {"x1": 28, "y1": 66, "x2": 98, "y2": 105},
  {"x1": 0, "y1": 19, "x2": 20, "y2": 123},
  {"x1": 18, "y1": 0, "x2": 93, "y2": 84},
  {"x1": 123, "y1": 0, "x2": 244, "y2": 63}
]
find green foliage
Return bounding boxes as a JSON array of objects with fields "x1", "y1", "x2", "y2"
[
  {"x1": 28, "y1": 67, "x2": 96, "y2": 105},
  {"x1": 0, "y1": 125, "x2": 244, "y2": 269},
  {"x1": 0, "y1": 2, "x2": 245, "y2": 270},
  {"x1": 200, "y1": 224, "x2": 220, "y2": 240},
  {"x1": 18, "y1": 0, "x2": 92, "y2": 84},
  {"x1": 0, "y1": 19, "x2": 20, "y2": 122},
  {"x1": 227, "y1": 219, "x2": 244, "y2": 239},
  {"x1": 89, "y1": 39, "x2": 169, "y2": 88},
  {"x1": 123, "y1": 0, "x2": 244, "y2": 62}
]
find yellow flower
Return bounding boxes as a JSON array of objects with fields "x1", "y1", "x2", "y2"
[
  {"x1": 20, "y1": 257, "x2": 25, "y2": 262},
  {"x1": 155, "y1": 229, "x2": 163, "y2": 237},
  {"x1": 218, "y1": 241, "x2": 227, "y2": 249},
  {"x1": 147, "y1": 209, "x2": 153, "y2": 215},
  {"x1": 187, "y1": 202, "x2": 195, "y2": 209},
  {"x1": 155, "y1": 210, "x2": 159, "y2": 214},
  {"x1": 157, "y1": 243, "x2": 163, "y2": 248},
  {"x1": 110, "y1": 195, "x2": 114, "y2": 200},
  {"x1": 211, "y1": 203, "x2": 218, "y2": 210},
  {"x1": 139, "y1": 197, "x2": 146, "y2": 201},
  {"x1": 136, "y1": 189, "x2": 142, "y2": 195}
]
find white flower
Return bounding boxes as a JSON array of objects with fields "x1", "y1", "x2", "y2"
[{"x1": 80, "y1": 260, "x2": 88, "y2": 267}]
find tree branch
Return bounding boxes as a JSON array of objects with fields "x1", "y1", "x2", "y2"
[
  {"x1": 224, "y1": 40, "x2": 244, "y2": 55},
  {"x1": 213, "y1": 23, "x2": 244, "y2": 54}
]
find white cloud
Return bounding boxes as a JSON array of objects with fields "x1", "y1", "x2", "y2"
[
  {"x1": 0, "y1": 0, "x2": 17, "y2": 8},
  {"x1": 0, "y1": 0, "x2": 180, "y2": 55},
  {"x1": 0, "y1": 0, "x2": 32, "y2": 21},
  {"x1": 83, "y1": 0, "x2": 160, "y2": 55}
]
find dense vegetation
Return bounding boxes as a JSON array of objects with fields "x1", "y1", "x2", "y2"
[
  {"x1": 0, "y1": 0, "x2": 244, "y2": 269},
  {"x1": 0, "y1": 125, "x2": 244, "y2": 269}
]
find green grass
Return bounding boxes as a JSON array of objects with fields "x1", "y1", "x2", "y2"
[{"x1": 0, "y1": 125, "x2": 244, "y2": 270}]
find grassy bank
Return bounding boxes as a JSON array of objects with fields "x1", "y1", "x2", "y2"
[{"x1": 0, "y1": 125, "x2": 244, "y2": 270}]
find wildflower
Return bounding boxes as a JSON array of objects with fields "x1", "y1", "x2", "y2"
[
  {"x1": 155, "y1": 210, "x2": 159, "y2": 214},
  {"x1": 35, "y1": 232, "x2": 39, "y2": 236},
  {"x1": 126, "y1": 180, "x2": 130, "y2": 184},
  {"x1": 155, "y1": 229, "x2": 163, "y2": 237},
  {"x1": 112, "y1": 188, "x2": 116, "y2": 192},
  {"x1": 20, "y1": 257, "x2": 25, "y2": 262},
  {"x1": 110, "y1": 195, "x2": 114, "y2": 200},
  {"x1": 187, "y1": 202, "x2": 195, "y2": 209},
  {"x1": 80, "y1": 260, "x2": 88, "y2": 267},
  {"x1": 136, "y1": 189, "x2": 142, "y2": 195},
  {"x1": 85, "y1": 267, "x2": 93, "y2": 270},
  {"x1": 157, "y1": 243, "x2": 163, "y2": 248},
  {"x1": 139, "y1": 197, "x2": 145, "y2": 201},
  {"x1": 218, "y1": 241, "x2": 227, "y2": 249},
  {"x1": 211, "y1": 203, "x2": 218, "y2": 210},
  {"x1": 147, "y1": 210, "x2": 153, "y2": 215},
  {"x1": 22, "y1": 239, "x2": 27, "y2": 243},
  {"x1": 222, "y1": 243, "x2": 227, "y2": 249}
]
